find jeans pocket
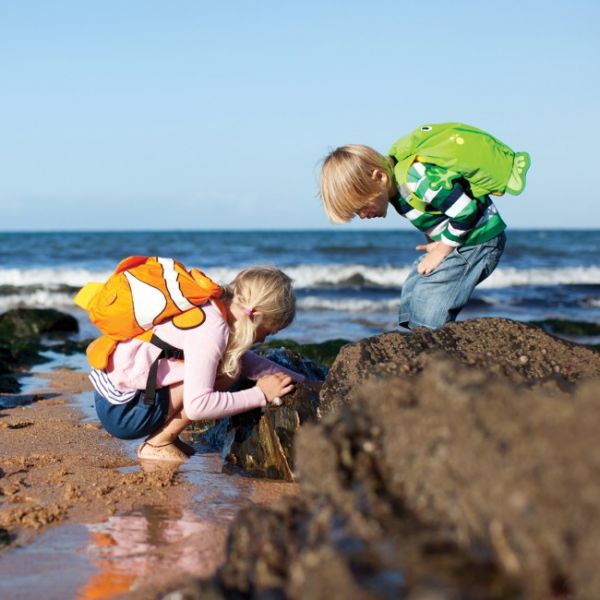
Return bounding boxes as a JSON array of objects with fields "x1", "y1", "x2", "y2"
[
  {"x1": 451, "y1": 246, "x2": 471, "y2": 269},
  {"x1": 419, "y1": 249, "x2": 465, "y2": 278}
]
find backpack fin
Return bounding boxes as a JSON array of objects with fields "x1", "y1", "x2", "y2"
[
  {"x1": 172, "y1": 307, "x2": 206, "y2": 330},
  {"x1": 86, "y1": 335, "x2": 119, "y2": 370},
  {"x1": 115, "y1": 256, "x2": 148, "y2": 274},
  {"x1": 191, "y1": 268, "x2": 223, "y2": 297},
  {"x1": 74, "y1": 282, "x2": 104, "y2": 310}
]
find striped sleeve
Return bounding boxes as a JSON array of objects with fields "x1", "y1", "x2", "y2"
[{"x1": 90, "y1": 369, "x2": 137, "y2": 404}]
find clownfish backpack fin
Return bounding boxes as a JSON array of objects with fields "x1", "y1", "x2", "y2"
[{"x1": 74, "y1": 282, "x2": 104, "y2": 311}]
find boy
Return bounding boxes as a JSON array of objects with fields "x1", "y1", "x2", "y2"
[{"x1": 319, "y1": 122, "x2": 531, "y2": 330}]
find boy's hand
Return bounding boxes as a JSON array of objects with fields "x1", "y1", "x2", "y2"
[
  {"x1": 416, "y1": 242, "x2": 454, "y2": 275},
  {"x1": 257, "y1": 373, "x2": 295, "y2": 404}
]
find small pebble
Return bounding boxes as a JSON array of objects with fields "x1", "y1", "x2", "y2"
[{"x1": 519, "y1": 355, "x2": 529, "y2": 365}]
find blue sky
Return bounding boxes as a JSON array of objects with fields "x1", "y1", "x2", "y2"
[{"x1": 1, "y1": 0, "x2": 598, "y2": 231}]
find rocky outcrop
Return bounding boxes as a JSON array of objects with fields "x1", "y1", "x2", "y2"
[
  {"x1": 165, "y1": 318, "x2": 600, "y2": 599},
  {"x1": 295, "y1": 359, "x2": 600, "y2": 598},
  {"x1": 0, "y1": 308, "x2": 80, "y2": 393},
  {"x1": 0, "y1": 308, "x2": 78, "y2": 339},
  {"x1": 321, "y1": 317, "x2": 600, "y2": 414}
]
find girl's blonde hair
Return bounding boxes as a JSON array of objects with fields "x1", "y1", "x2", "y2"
[
  {"x1": 219, "y1": 266, "x2": 295, "y2": 377},
  {"x1": 320, "y1": 144, "x2": 392, "y2": 223}
]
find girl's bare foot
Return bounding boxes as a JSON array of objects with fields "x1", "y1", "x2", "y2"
[
  {"x1": 137, "y1": 439, "x2": 188, "y2": 462},
  {"x1": 174, "y1": 437, "x2": 196, "y2": 456}
]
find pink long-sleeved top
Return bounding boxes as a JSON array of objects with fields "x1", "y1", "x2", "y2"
[{"x1": 103, "y1": 301, "x2": 305, "y2": 421}]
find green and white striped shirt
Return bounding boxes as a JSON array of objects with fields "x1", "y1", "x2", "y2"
[{"x1": 389, "y1": 161, "x2": 506, "y2": 247}]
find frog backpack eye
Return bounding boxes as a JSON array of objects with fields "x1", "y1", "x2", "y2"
[{"x1": 421, "y1": 125, "x2": 432, "y2": 132}]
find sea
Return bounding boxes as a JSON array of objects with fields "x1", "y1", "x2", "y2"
[{"x1": 1, "y1": 229, "x2": 599, "y2": 345}]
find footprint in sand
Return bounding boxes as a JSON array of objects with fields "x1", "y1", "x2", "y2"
[{"x1": 507, "y1": 152, "x2": 531, "y2": 194}]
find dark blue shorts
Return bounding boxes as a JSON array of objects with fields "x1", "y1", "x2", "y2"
[{"x1": 94, "y1": 388, "x2": 171, "y2": 440}]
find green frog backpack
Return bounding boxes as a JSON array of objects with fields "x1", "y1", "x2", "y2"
[{"x1": 388, "y1": 122, "x2": 531, "y2": 209}]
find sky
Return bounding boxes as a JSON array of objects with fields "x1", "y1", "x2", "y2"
[{"x1": 1, "y1": 0, "x2": 599, "y2": 231}]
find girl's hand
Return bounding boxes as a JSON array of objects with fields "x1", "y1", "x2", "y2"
[
  {"x1": 257, "y1": 373, "x2": 295, "y2": 403},
  {"x1": 416, "y1": 241, "x2": 454, "y2": 275}
]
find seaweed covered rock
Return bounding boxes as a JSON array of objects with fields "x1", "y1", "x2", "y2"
[
  {"x1": 0, "y1": 308, "x2": 79, "y2": 393},
  {"x1": 256, "y1": 338, "x2": 350, "y2": 368},
  {"x1": 197, "y1": 347, "x2": 323, "y2": 481},
  {"x1": 321, "y1": 317, "x2": 600, "y2": 414},
  {"x1": 0, "y1": 308, "x2": 78, "y2": 339}
]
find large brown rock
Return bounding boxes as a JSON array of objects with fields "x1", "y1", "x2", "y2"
[
  {"x1": 161, "y1": 319, "x2": 600, "y2": 599},
  {"x1": 297, "y1": 358, "x2": 600, "y2": 598},
  {"x1": 321, "y1": 317, "x2": 600, "y2": 414}
]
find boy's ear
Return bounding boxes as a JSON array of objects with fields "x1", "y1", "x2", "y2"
[{"x1": 371, "y1": 168, "x2": 388, "y2": 185}]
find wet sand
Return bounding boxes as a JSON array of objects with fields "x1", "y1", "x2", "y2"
[{"x1": 0, "y1": 369, "x2": 297, "y2": 599}]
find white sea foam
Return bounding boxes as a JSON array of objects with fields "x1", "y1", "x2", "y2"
[
  {"x1": 0, "y1": 291, "x2": 77, "y2": 312},
  {"x1": 480, "y1": 266, "x2": 600, "y2": 289},
  {"x1": 0, "y1": 267, "x2": 112, "y2": 288},
  {"x1": 297, "y1": 296, "x2": 400, "y2": 313},
  {"x1": 1, "y1": 264, "x2": 600, "y2": 292}
]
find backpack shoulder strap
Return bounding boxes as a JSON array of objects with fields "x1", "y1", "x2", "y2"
[{"x1": 142, "y1": 334, "x2": 184, "y2": 406}]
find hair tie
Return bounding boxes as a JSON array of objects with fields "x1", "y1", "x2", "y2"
[{"x1": 243, "y1": 306, "x2": 254, "y2": 317}]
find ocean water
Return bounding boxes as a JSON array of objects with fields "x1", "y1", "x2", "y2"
[{"x1": 0, "y1": 229, "x2": 599, "y2": 344}]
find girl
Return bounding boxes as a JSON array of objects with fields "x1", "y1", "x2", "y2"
[{"x1": 90, "y1": 266, "x2": 308, "y2": 462}]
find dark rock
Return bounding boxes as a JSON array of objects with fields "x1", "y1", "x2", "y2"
[
  {"x1": 0, "y1": 528, "x2": 13, "y2": 549},
  {"x1": 46, "y1": 338, "x2": 92, "y2": 356},
  {"x1": 256, "y1": 338, "x2": 350, "y2": 368},
  {"x1": 197, "y1": 348, "x2": 324, "y2": 481},
  {"x1": 0, "y1": 308, "x2": 80, "y2": 393},
  {"x1": 0, "y1": 308, "x2": 78, "y2": 339},
  {"x1": 222, "y1": 384, "x2": 320, "y2": 481},
  {"x1": 530, "y1": 318, "x2": 600, "y2": 337},
  {"x1": 0, "y1": 374, "x2": 21, "y2": 394}
]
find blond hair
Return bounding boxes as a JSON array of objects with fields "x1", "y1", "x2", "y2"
[
  {"x1": 320, "y1": 144, "x2": 392, "y2": 223},
  {"x1": 219, "y1": 266, "x2": 295, "y2": 377}
]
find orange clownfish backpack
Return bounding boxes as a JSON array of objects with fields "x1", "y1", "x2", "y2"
[{"x1": 74, "y1": 256, "x2": 223, "y2": 404}]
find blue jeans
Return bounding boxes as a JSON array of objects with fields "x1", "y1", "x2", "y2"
[
  {"x1": 94, "y1": 388, "x2": 171, "y2": 440},
  {"x1": 398, "y1": 232, "x2": 506, "y2": 330}
]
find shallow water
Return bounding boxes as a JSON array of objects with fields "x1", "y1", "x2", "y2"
[{"x1": 0, "y1": 354, "x2": 297, "y2": 599}]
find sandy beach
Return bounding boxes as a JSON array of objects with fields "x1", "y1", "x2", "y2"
[{"x1": 0, "y1": 367, "x2": 297, "y2": 599}]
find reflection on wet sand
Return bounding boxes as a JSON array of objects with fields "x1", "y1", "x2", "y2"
[
  {"x1": 76, "y1": 453, "x2": 297, "y2": 599},
  {"x1": 76, "y1": 507, "x2": 220, "y2": 599}
]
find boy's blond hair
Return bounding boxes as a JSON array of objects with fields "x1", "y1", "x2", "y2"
[
  {"x1": 320, "y1": 144, "x2": 391, "y2": 223},
  {"x1": 220, "y1": 266, "x2": 295, "y2": 377}
]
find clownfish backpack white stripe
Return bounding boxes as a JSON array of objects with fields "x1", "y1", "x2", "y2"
[{"x1": 74, "y1": 255, "x2": 223, "y2": 371}]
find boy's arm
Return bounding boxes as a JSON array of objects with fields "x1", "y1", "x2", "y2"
[{"x1": 416, "y1": 167, "x2": 483, "y2": 274}]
